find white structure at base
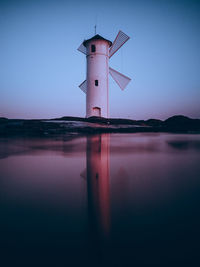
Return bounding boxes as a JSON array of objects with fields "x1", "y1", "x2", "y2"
[{"x1": 78, "y1": 31, "x2": 131, "y2": 118}]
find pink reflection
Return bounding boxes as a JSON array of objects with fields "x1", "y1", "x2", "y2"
[
  {"x1": 0, "y1": 138, "x2": 87, "y2": 209},
  {"x1": 86, "y1": 134, "x2": 110, "y2": 239}
]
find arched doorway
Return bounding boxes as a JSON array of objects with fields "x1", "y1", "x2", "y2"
[{"x1": 92, "y1": 107, "x2": 101, "y2": 117}]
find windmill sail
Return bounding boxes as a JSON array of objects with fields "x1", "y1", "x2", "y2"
[
  {"x1": 109, "y1": 67, "x2": 131, "y2": 90},
  {"x1": 77, "y1": 42, "x2": 87, "y2": 55},
  {"x1": 79, "y1": 80, "x2": 87, "y2": 93},
  {"x1": 109, "y1": 31, "x2": 130, "y2": 58}
]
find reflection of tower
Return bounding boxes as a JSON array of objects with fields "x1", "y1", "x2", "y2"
[{"x1": 86, "y1": 134, "x2": 110, "y2": 240}]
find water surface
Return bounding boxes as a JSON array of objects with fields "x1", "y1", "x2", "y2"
[{"x1": 0, "y1": 133, "x2": 200, "y2": 266}]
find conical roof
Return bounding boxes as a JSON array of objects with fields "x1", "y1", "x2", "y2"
[{"x1": 83, "y1": 34, "x2": 112, "y2": 47}]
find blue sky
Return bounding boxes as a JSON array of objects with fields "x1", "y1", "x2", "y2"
[{"x1": 0, "y1": 0, "x2": 200, "y2": 119}]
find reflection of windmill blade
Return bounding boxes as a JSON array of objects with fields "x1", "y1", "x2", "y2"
[
  {"x1": 79, "y1": 80, "x2": 87, "y2": 93},
  {"x1": 77, "y1": 42, "x2": 87, "y2": 55},
  {"x1": 109, "y1": 67, "x2": 131, "y2": 90},
  {"x1": 80, "y1": 168, "x2": 87, "y2": 180},
  {"x1": 109, "y1": 31, "x2": 130, "y2": 58}
]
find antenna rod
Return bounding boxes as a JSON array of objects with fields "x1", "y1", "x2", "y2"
[{"x1": 94, "y1": 25, "x2": 97, "y2": 35}]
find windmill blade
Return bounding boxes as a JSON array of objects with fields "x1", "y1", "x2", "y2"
[
  {"x1": 77, "y1": 42, "x2": 87, "y2": 55},
  {"x1": 109, "y1": 67, "x2": 131, "y2": 90},
  {"x1": 109, "y1": 31, "x2": 130, "y2": 58},
  {"x1": 79, "y1": 80, "x2": 87, "y2": 93}
]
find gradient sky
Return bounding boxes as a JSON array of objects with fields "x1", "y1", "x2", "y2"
[{"x1": 0, "y1": 0, "x2": 200, "y2": 120}]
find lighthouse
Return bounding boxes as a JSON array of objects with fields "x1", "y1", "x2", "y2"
[{"x1": 78, "y1": 31, "x2": 131, "y2": 118}]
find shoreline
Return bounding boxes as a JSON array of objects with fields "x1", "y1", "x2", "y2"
[{"x1": 0, "y1": 115, "x2": 200, "y2": 137}]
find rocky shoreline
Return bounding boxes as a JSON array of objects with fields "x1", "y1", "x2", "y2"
[{"x1": 0, "y1": 115, "x2": 200, "y2": 137}]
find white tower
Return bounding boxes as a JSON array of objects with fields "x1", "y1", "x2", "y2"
[{"x1": 78, "y1": 31, "x2": 131, "y2": 118}]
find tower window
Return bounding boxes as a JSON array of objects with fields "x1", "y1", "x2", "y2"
[
  {"x1": 91, "y1": 44, "x2": 96, "y2": 52},
  {"x1": 95, "y1": 80, "x2": 98, "y2": 86}
]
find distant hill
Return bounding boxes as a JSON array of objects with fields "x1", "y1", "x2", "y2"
[
  {"x1": 0, "y1": 115, "x2": 200, "y2": 137},
  {"x1": 54, "y1": 115, "x2": 200, "y2": 129},
  {"x1": 163, "y1": 115, "x2": 200, "y2": 131}
]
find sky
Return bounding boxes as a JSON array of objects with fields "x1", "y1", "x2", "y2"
[{"x1": 0, "y1": 0, "x2": 200, "y2": 120}]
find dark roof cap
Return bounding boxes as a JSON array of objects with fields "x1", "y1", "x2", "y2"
[{"x1": 83, "y1": 34, "x2": 112, "y2": 47}]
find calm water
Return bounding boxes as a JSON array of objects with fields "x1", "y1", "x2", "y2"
[{"x1": 0, "y1": 133, "x2": 200, "y2": 266}]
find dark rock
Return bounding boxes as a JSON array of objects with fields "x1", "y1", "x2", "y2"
[
  {"x1": 163, "y1": 115, "x2": 200, "y2": 131},
  {"x1": 0, "y1": 115, "x2": 200, "y2": 137},
  {"x1": 144, "y1": 119, "x2": 163, "y2": 127}
]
